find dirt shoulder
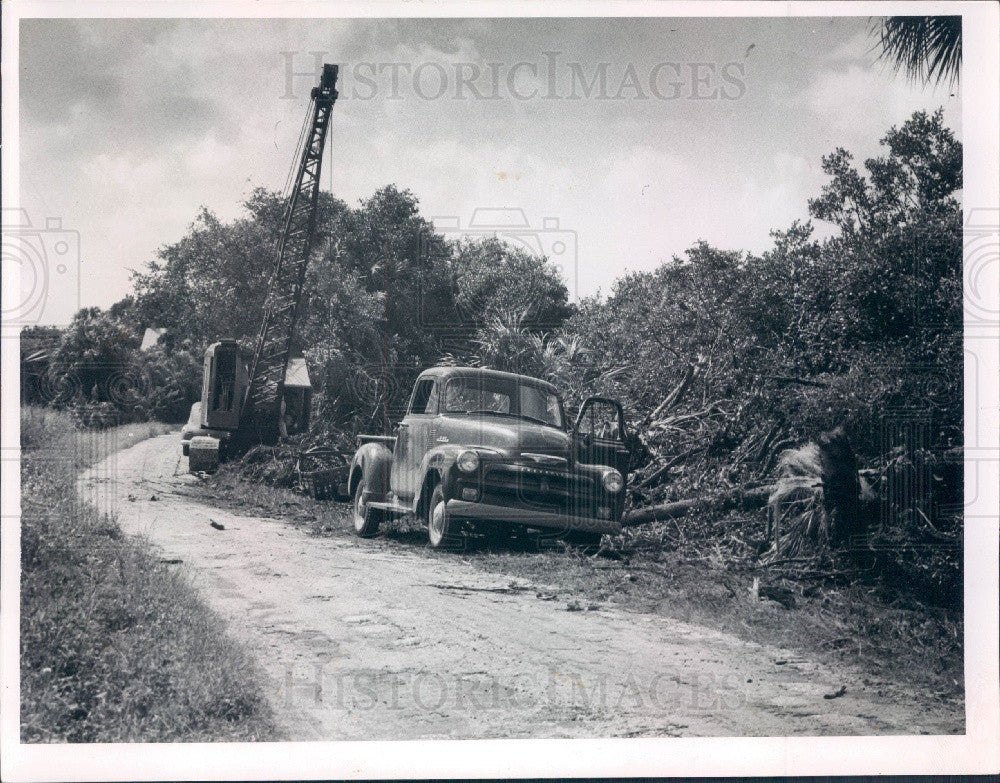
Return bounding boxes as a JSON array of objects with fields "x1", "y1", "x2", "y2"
[{"x1": 83, "y1": 433, "x2": 964, "y2": 739}]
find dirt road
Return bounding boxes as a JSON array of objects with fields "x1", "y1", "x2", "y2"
[{"x1": 80, "y1": 433, "x2": 962, "y2": 739}]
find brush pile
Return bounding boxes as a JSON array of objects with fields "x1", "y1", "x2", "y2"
[
  {"x1": 619, "y1": 413, "x2": 962, "y2": 607},
  {"x1": 237, "y1": 442, "x2": 302, "y2": 487},
  {"x1": 231, "y1": 422, "x2": 356, "y2": 491}
]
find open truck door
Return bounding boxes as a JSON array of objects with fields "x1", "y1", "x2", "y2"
[{"x1": 573, "y1": 397, "x2": 630, "y2": 475}]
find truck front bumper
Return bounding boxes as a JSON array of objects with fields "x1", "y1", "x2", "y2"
[{"x1": 445, "y1": 499, "x2": 622, "y2": 535}]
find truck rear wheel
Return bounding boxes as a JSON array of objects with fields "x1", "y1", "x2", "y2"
[
  {"x1": 351, "y1": 477, "x2": 381, "y2": 538},
  {"x1": 427, "y1": 483, "x2": 461, "y2": 550}
]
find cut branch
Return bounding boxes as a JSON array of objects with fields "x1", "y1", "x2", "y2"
[
  {"x1": 764, "y1": 375, "x2": 831, "y2": 389},
  {"x1": 648, "y1": 402, "x2": 728, "y2": 431},
  {"x1": 622, "y1": 485, "x2": 773, "y2": 527},
  {"x1": 634, "y1": 445, "x2": 704, "y2": 489},
  {"x1": 645, "y1": 360, "x2": 701, "y2": 422}
]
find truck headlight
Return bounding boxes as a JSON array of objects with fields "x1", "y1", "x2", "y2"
[
  {"x1": 601, "y1": 468, "x2": 624, "y2": 493},
  {"x1": 457, "y1": 450, "x2": 480, "y2": 473}
]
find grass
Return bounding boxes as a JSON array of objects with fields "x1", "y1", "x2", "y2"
[
  {"x1": 19, "y1": 406, "x2": 279, "y2": 742},
  {"x1": 199, "y1": 465, "x2": 964, "y2": 713}
]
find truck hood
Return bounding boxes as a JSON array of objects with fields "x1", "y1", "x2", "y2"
[{"x1": 447, "y1": 416, "x2": 573, "y2": 460}]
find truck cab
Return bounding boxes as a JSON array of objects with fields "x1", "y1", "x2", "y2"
[{"x1": 348, "y1": 366, "x2": 630, "y2": 550}]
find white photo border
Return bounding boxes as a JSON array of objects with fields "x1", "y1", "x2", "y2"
[{"x1": 2, "y1": 0, "x2": 997, "y2": 779}]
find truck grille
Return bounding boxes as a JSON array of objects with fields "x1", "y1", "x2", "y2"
[{"x1": 481, "y1": 463, "x2": 598, "y2": 514}]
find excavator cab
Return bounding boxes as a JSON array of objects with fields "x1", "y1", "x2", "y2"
[
  {"x1": 187, "y1": 340, "x2": 311, "y2": 455},
  {"x1": 201, "y1": 340, "x2": 248, "y2": 431}
]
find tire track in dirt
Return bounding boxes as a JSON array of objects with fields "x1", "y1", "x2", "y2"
[{"x1": 79, "y1": 433, "x2": 963, "y2": 739}]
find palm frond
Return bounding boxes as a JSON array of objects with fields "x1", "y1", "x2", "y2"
[{"x1": 872, "y1": 16, "x2": 961, "y2": 86}]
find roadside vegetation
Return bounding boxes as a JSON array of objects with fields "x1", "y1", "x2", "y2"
[{"x1": 19, "y1": 407, "x2": 278, "y2": 742}]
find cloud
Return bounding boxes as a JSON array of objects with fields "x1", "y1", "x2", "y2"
[
  {"x1": 806, "y1": 63, "x2": 960, "y2": 152},
  {"x1": 823, "y1": 28, "x2": 880, "y2": 65}
]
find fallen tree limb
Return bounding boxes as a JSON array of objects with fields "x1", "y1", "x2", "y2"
[
  {"x1": 746, "y1": 556, "x2": 816, "y2": 570},
  {"x1": 646, "y1": 362, "x2": 699, "y2": 422},
  {"x1": 623, "y1": 484, "x2": 773, "y2": 527},
  {"x1": 647, "y1": 402, "x2": 729, "y2": 430},
  {"x1": 764, "y1": 375, "x2": 830, "y2": 389},
  {"x1": 634, "y1": 445, "x2": 704, "y2": 489}
]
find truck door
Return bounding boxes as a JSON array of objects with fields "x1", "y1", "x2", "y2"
[
  {"x1": 573, "y1": 397, "x2": 630, "y2": 475},
  {"x1": 390, "y1": 377, "x2": 439, "y2": 500}
]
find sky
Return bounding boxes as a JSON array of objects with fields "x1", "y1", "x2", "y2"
[{"x1": 18, "y1": 16, "x2": 960, "y2": 326}]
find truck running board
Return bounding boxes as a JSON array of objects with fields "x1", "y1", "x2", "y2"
[{"x1": 366, "y1": 500, "x2": 411, "y2": 517}]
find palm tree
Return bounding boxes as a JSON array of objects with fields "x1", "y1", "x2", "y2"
[{"x1": 872, "y1": 16, "x2": 962, "y2": 86}]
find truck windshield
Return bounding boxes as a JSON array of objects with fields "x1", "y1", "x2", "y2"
[{"x1": 444, "y1": 377, "x2": 563, "y2": 428}]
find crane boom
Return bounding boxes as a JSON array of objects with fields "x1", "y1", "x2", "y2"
[{"x1": 240, "y1": 63, "x2": 339, "y2": 443}]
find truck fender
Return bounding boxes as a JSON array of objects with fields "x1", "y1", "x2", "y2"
[
  {"x1": 413, "y1": 445, "x2": 465, "y2": 517},
  {"x1": 349, "y1": 441, "x2": 393, "y2": 503}
]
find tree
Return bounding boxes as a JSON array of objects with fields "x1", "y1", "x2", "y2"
[
  {"x1": 20, "y1": 325, "x2": 64, "y2": 406},
  {"x1": 335, "y1": 186, "x2": 445, "y2": 359},
  {"x1": 808, "y1": 109, "x2": 962, "y2": 345},
  {"x1": 130, "y1": 189, "x2": 348, "y2": 351},
  {"x1": 470, "y1": 312, "x2": 549, "y2": 378},
  {"x1": 871, "y1": 16, "x2": 961, "y2": 86},
  {"x1": 308, "y1": 186, "x2": 456, "y2": 427},
  {"x1": 123, "y1": 341, "x2": 203, "y2": 423},
  {"x1": 548, "y1": 106, "x2": 962, "y2": 513}
]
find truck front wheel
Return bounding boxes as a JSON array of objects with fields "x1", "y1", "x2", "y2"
[
  {"x1": 427, "y1": 483, "x2": 461, "y2": 550},
  {"x1": 351, "y1": 477, "x2": 381, "y2": 538}
]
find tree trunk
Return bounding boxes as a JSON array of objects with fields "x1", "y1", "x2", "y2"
[{"x1": 622, "y1": 485, "x2": 773, "y2": 527}]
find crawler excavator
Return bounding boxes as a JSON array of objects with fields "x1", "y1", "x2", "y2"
[{"x1": 181, "y1": 64, "x2": 339, "y2": 471}]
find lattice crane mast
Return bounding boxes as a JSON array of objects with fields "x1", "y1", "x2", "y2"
[
  {"x1": 239, "y1": 63, "x2": 339, "y2": 444},
  {"x1": 183, "y1": 64, "x2": 339, "y2": 467}
]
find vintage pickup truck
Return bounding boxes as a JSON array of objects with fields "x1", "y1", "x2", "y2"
[{"x1": 348, "y1": 366, "x2": 632, "y2": 550}]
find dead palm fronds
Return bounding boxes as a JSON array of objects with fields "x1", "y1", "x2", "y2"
[{"x1": 762, "y1": 426, "x2": 864, "y2": 563}]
